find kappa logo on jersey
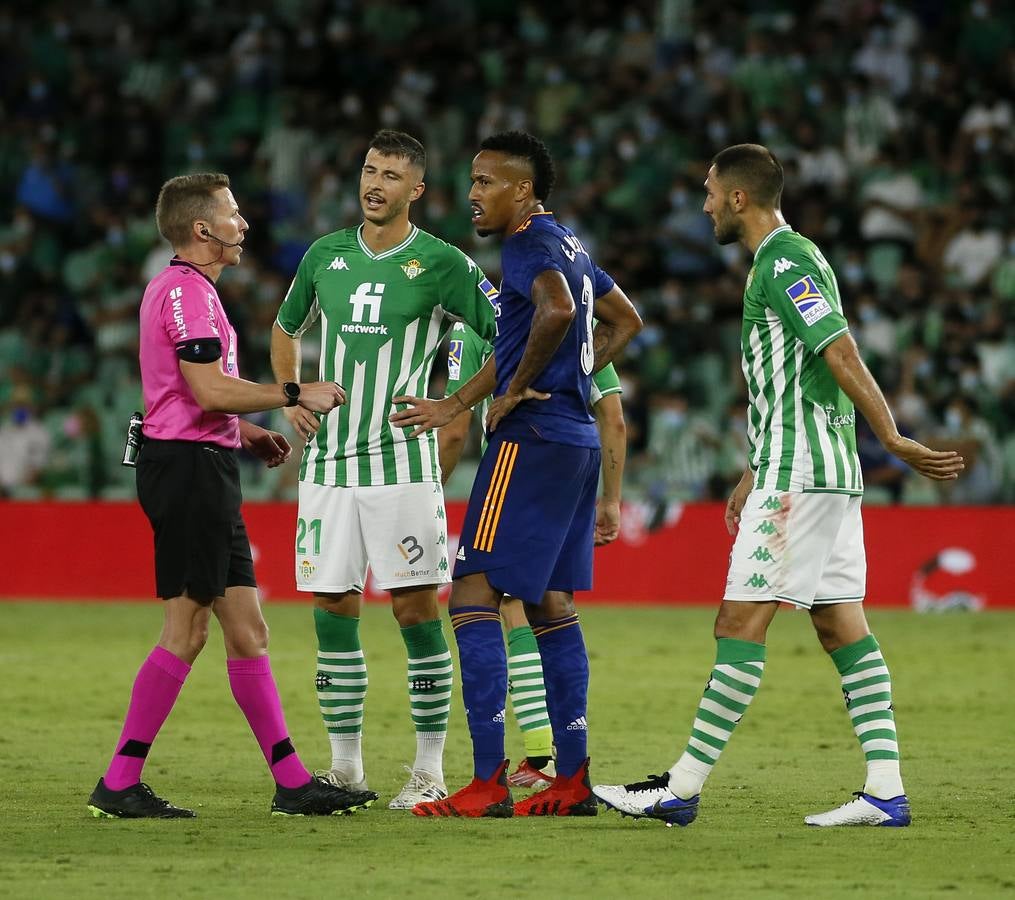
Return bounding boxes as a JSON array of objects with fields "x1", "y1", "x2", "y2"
[
  {"x1": 772, "y1": 257, "x2": 798, "y2": 277},
  {"x1": 343, "y1": 283, "x2": 388, "y2": 335},
  {"x1": 448, "y1": 339, "x2": 464, "y2": 380},
  {"x1": 328, "y1": 257, "x2": 349, "y2": 270},
  {"x1": 785, "y1": 274, "x2": 833, "y2": 326},
  {"x1": 401, "y1": 258, "x2": 426, "y2": 279}
]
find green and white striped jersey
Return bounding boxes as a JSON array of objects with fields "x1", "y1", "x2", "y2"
[
  {"x1": 445, "y1": 322, "x2": 622, "y2": 453},
  {"x1": 277, "y1": 224, "x2": 497, "y2": 487},
  {"x1": 743, "y1": 225, "x2": 862, "y2": 494}
]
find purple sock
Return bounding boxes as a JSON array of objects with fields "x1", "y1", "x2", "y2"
[
  {"x1": 533, "y1": 615, "x2": 589, "y2": 778},
  {"x1": 104, "y1": 646, "x2": 191, "y2": 791},
  {"x1": 450, "y1": 606, "x2": 507, "y2": 781},
  {"x1": 227, "y1": 655, "x2": 311, "y2": 789}
]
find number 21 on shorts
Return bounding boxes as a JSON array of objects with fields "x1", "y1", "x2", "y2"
[{"x1": 296, "y1": 517, "x2": 322, "y2": 555}]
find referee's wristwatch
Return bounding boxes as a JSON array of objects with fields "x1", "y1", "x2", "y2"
[{"x1": 282, "y1": 382, "x2": 301, "y2": 407}]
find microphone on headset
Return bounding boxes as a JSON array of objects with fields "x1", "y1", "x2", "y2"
[{"x1": 200, "y1": 226, "x2": 243, "y2": 248}]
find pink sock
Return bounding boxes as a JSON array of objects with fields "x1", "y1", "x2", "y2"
[
  {"x1": 104, "y1": 646, "x2": 191, "y2": 791},
  {"x1": 227, "y1": 655, "x2": 311, "y2": 789}
]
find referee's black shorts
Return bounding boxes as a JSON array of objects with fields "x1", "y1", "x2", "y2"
[{"x1": 136, "y1": 438, "x2": 257, "y2": 601}]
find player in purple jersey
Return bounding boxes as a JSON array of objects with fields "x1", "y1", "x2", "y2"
[
  {"x1": 87, "y1": 173, "x2": 376, "y2": 819},
  {"x1": 392, "y1": 132, "x2": 641, "y2": 817}
]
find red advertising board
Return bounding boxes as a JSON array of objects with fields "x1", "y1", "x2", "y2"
[{"x1": 0, "y1": 501, "x2": 1009, "y2": 608}]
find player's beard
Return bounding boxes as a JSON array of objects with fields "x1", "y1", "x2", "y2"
[{"x1": 713, "y1": 210, "x2": 740, "y2": 246}]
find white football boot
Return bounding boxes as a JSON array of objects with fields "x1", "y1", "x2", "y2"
[
  {"x1": 593, "y1": 772, "x2": 676, "y2": 815},
  {"x1": 388, "y1": 766, "x2": 448, "y2": 810},
  {"x1": 805, "y1": 791, "x2": 911, "y2": 827},
  {"x1": 315, "y1": 762, "x2": 369, "y2": 793}
]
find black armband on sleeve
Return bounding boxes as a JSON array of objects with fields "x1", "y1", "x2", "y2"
[{"x1": 176, "y1": 338, "x2": 222, "y2": 363}]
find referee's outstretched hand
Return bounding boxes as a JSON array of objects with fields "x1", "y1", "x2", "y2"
[
  {"x1": 299, "y1": 382, "x2": 346, "y2": 413},
  {"x1": 240, "y1": 422, "x2": 292, "y2": 469}
]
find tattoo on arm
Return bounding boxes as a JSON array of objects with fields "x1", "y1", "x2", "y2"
[{"x1": 592, "y1": 323, "x2": 618, "y2": 373}]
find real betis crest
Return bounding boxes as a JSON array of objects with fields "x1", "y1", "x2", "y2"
[{"x1": 401, "y1": 259, "x2": 426, "y2": 279}]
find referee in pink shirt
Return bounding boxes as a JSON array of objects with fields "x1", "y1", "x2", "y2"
[{"x1": 88, "y1": 173, "x2": 377, "y2": 818}]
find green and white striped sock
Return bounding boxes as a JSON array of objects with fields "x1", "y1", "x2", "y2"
[
  {"x1": 668, "y1": 637, "x2": 766, "y2": 799},
  {"x1": 314, "y1": 608, "x2": 367, "y2": 780},
  {"x1": 507, "y1": 625, "x2": 553, "y2": 760},
  {"x1": 832, "y1": 633, "x2": 904, "y2": 799},
  {"x1": 402, "y1": 619, "x2": 453, "y2": 781}
]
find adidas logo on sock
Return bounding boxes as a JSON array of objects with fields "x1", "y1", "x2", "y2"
[
  {"x1": 493, "y1": 708, "x2": 505, "y2": 723},
  {"x1": 566, "y1": 716, "x2": 588, "y2": 731},
  {"x1": 456, "y1": 547, "x2": 466, "y2": 561}
]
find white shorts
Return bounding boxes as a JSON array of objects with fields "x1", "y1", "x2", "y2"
[
  {"x1": 724, "y1": 490, "x2": 866, "y2": 609},
  {"x1": 296, "y1": 481, "x2": 451, "y2": 593}
]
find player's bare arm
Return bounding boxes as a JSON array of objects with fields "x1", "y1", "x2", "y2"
[
  {"x1": 593, "y1": 392, "x2": 625, "y2": 545},
  {"x1": 590, "y1": 284, "x2": 642, "y2": 373},
  {"x1": 485, "y1": 269, "x2": 572, "y2": 432},
  {"x1": 270, "y1": 322, "x2": 338, "y2": 437},
  {"x1": 181, "y1": 357, "x2": 343, "y2": 416},
  {"x1": 724, "y1": 467, "x2": 754, "y2": 536},
  {"x1": 436, "y1": 405, "x2": 472, "y2": 486},
  {"x1": 391, "y1": 354, "x2": 499, "y2": 438},
  {"x1": 822, "y1": 333, "x2": 964, "y2": 480}
]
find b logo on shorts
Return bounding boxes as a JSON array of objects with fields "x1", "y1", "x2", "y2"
[{"x1": 398, "y1": 535, "x2": 424, "y2": 565}]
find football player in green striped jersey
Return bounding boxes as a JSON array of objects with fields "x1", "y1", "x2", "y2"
[
  {"x1": 438, "y1": 322, "x2": 626, "y2": 788},
  {"x1": 270, "y1": 131, "x2": 497, "y2": 809},
  {"x1": 594, "y1": 143, "x2": 963, "y2": 829}
]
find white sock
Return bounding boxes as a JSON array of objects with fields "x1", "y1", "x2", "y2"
[
  {"x1": 864, "y1": 759, "x2": 904, "y2": 799},
  {"x1": 667, "y1": 753, "x2": 711, "y2": 800},
  {"x1": 413, "y1": 732, "x2": 446, "y2": 782},
  {"x1": 329, "y1": 734, "x2": 364, "y2": 782}
]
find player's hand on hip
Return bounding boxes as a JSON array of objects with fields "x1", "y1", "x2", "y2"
[
  {"x1": 282, "y1": 404, "x2": 320, "y2": 442},
  {"x1": 888, "y1": 436, "x2": 964, "y2": 480},
  {"x1": 389, "y1": 395, "x2": 457, "y2": 438},
  {"x1": 725, "y1": 470, "x2": 754, "y2": 536},
  {"x1": 299, "y1": 381, "x2": 346, "y2": 413},
  {"x1": 486, "y1": 388, "x2": 549, "y2": 433},
  {"x1": 594, "y1": 498, "x2": 621, "y2": 546}
]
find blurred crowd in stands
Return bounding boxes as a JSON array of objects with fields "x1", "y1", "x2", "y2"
[{"x1": 1, "y1": 0, "x2": 1012, "y2": 504}]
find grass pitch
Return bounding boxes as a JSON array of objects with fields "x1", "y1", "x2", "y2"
[{"x1": 1, "y1": 601, "x2": 1012, "y2": 899}]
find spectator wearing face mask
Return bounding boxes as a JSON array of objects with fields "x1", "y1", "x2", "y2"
[
  {"x1": 0, "y1": 389, "x2": 51, "y2": 497},
  {"x1": 933, "y1": 394, "x2": 1002, "y2": 504}
]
